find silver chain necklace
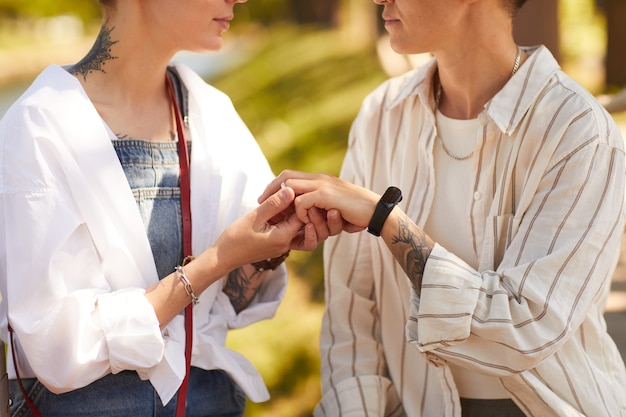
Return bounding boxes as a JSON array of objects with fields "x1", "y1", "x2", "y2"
[{"x1": 436, "y1": 46, "x2": 521, "y2": 161}]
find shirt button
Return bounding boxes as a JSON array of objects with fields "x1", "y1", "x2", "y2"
[{"x1": 474, "y1": 191, "x2": 481, "y2": 200}]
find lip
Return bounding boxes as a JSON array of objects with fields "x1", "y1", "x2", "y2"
[
  {"x1": 214, "y1": 16, "x2": 233, "y2": 30},
  {"x1": 382, "y1": 15, "x2": 400, "y2": 26}
]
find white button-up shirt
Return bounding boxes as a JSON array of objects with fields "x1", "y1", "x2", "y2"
[
  {"x1": 315, "y1": 46, "x2": 626, "y2": 417},
  {"x1": 0, "y1": 63, "x2": 286, "y2": 405}
]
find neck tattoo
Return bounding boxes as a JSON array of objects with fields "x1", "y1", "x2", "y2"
[
  {"x1": 70, "y1": 23, "x2": 119, "y2": 81},
  {"x1": 435, "y1": 46, "x2": 521, "y2": 161}
]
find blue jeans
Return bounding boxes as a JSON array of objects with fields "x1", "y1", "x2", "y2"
[{"x1": 10, "y1": 368, "x2": 246, "y2": 417}]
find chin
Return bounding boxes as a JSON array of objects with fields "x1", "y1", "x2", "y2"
[
  {"x1": 192, "y1": 39, "x2": 224, "y2": 53},
  {"x1": 388, "y1": 37, "x2": 425, "y2": 56}
]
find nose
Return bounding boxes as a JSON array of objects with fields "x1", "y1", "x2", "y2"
[{"x1": 372, "y1": 0, "x2": 391, "y2": 4}]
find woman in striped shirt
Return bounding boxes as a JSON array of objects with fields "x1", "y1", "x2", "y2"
[{"x1": 260, "y1": 0, "x2": 626, "y2": 415}]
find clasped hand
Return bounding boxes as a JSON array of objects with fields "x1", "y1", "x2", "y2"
[
  {"x1": 221, "y1": 170, "x2": 381, "y2": 270},
  {"x1": 258, "y1": 170, "x2": 381, "y2": 237}
]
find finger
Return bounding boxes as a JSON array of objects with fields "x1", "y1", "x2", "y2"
[
  {"x1": 297, "y1": 222, "x2": 319, "y2": 251},
  {"x1": 327, "y1": 209, "x2": 344, "y2": 236},
  {"x1": 255, "y1": 187, "x2": 296, "y2": 228},
  {"x1": 292, "y1": 190, "x2": 326, "y2": 224},
  {"x1": 258, "y1": 176, "x2": 286, "y2": 204},
  {"x1": 267, "y1": 202, "x2": 295, "y2": 225},
  {"x1": 258, "y1": 169, "x2": 304, "y2": 203},
  {"x1": 258, "y1": 170, "x2": 321, "y2": 203},
  {"x1": 308, "y1": 207, "x2": 330, "y2": 241},
  {"x1": 269, "y1": 210, "x2": 306, "y2": 245}
]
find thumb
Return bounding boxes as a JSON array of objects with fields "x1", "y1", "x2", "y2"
[{"x1": 255, "y1": 187, "x2": 295, "y2": 226}]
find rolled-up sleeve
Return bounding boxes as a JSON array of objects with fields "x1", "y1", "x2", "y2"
[
  {"x1": 315, "y1": 375, "x2": 401, "y2": 417},
  {"x1": 96, "y1": 289, "x2": 164, "y2": 374},
  {"x1": 213, "y1": 265, "x2": 287, "y2": 329}
]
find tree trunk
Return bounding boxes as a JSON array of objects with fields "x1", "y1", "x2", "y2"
[
  {"x1": 289, "y1": 0, "x2": 337, "y2": 26},
  {"x1": 605, "y1": 0, "x2": 626, "y2": 88},
  {"x1": 513, "y1": 0, "x2": 560, "y2": 62}
]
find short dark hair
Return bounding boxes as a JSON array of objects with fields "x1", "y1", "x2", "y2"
[
  {"x1": 506, "y1": 0, "x2": 529, "y2": 16},
  {"x1": 515, "y1": 0, "x2": 529, "y2": 8}
]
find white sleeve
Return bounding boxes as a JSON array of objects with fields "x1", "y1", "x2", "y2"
[
  {"x1": 2, "y1": 190, "x2": 164, "y2": 392},
  {"x1": 0, "y1": 106, "x2": 164, "y2": 393}
]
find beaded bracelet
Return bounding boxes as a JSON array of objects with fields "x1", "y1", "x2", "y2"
[
  {"x1": 251, "y1": 251, "x2": 290, "y2": 272},
  {"x1": 175, "y1": 265, "x2": 199, "y2": 305}
]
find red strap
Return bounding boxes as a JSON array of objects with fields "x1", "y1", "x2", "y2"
[
  {"x1": 167, "y1": 74, "x2": 192, "y2": 258},
  {"x1": 9, "y1": 325, "x2": 43, "y2": 417},
  {"x1": 166, "y1": 73, "x2": 194, "y2": 417},
  {"x1": 176, "y1": 304, "x2": 193, "y2": 417}
]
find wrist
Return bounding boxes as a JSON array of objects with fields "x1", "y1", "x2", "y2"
[
  {"x1": 251, "y1": 251, "x2": 290, "y2": 272},
  {"x1": 191, "y1": 245, "x2": 234, "y2": 289}
]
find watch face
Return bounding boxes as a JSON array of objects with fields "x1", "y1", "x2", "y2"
[
  {"x1": 382, "y1": 186, "x2": 402, "y2": 205},
  {"x1": 367, "y1": 186, "x2": 403, "y2": 236}
]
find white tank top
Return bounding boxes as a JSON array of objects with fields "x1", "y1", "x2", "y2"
[{"x1": 423, "y1": 110, "x2": 511, "y2": 399}]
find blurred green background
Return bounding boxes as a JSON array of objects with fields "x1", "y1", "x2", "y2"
[{"x1": 1, "y1": 0, "x2": 625, "y2": 416}]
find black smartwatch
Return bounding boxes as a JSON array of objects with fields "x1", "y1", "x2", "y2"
[{"x1": 367, "y1": 186, "x2": 403, "y2": 237}]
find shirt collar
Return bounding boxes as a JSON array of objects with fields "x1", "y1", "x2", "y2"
[
  {"x1": 385, "y1": 58, "x2": 438, "y2": 112},
  {"x1": 384, "y1": 45, "x2": 561, "y2": 136},
  {"x1": 485, "y1": 45, "x2": 561, "y2": 135}
]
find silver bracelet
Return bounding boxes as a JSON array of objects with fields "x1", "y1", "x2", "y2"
[{"x1": 175, "y1": 265, "x2": 199, "y2": 305}]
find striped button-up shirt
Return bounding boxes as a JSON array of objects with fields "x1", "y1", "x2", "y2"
[{"x1": 314, "y1": 46, "x2": 626, "y2": 417}]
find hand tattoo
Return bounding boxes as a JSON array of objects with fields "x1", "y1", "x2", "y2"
[
  {"x1": 223, "y1": 267, "x2": 262, "y2": 312},
  {"x1": 391, "y1": 214, "x2": 433, "y2": 297},
  {"x1": 70, "y1": 22, "x2": 119, "y2": 81}
]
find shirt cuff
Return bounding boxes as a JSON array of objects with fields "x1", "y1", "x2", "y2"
[
  {"x1": 314, "y1": 375, "x2": 402, "y2": 417},
  {"x1": 96, "y1": 288, "x2": 164, "y2": 372},
  {"x1": 216, "y1": 266, "x2": 287, "y2": 328},
  {"x1": 406, "y1": 244, "x2": 482, "y2": 352}
]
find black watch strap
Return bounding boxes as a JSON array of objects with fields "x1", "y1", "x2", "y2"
[{"x1": 367, "y1": 186, "x2": 402, "y2": 236}]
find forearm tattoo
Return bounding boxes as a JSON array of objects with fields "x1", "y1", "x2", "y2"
[
  {"x1": 70, "y1": 22, "x2": 119, "y2": 81},
  {"x1": 390, "y1": 215, "x2": 433, "y2": 297},
  {"x1": 223, "y1": 267, "x2": 262, "y2": 312}
]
